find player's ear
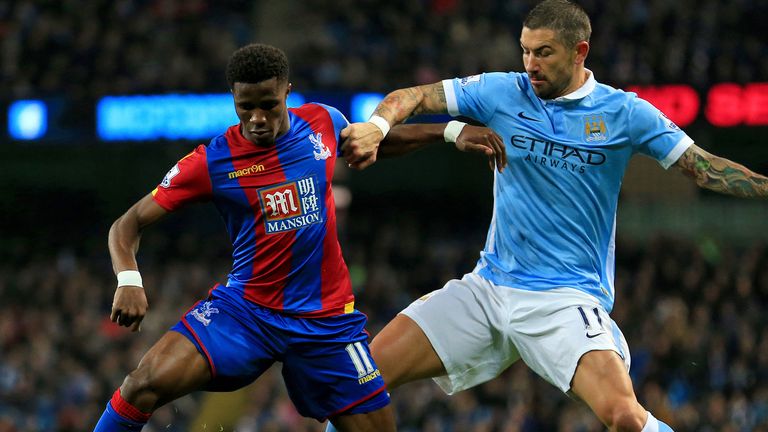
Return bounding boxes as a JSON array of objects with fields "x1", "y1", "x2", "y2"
[
  {"x1": 574, "y1": 41, "x2": 589, "y2": 65},
  {"x1": 286, "y1": 82, "x2": 292, "y2": 96}
]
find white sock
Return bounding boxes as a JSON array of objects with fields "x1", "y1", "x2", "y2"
[
  {"x1": 642, "y1": 411, "x2": 674, "y2": 432},
  {"x1": 641, "y1": 411, "x2": 659, "y2": 432}
]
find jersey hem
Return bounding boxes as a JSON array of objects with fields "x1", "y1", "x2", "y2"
[
  {"x1": 443, "y1": 79, "x2": 459, "y2": 116},
  {"x1": 151, "y1": 193, "x2": 175, "y2": 212},
  {"x1": 659, "y1": 135, "x2": 694, "y2": 169},
  {"x1": 325, "y1": 384, "x2": 388, "y2": 420},
  {"x1": 218, "y1": 284, "x2": 355, "y2": 318},
  {"x1": 178, "y1": 318, "x2": 217, "y2": 377},
  {"x1": 473, "y1": 267, "x2": 614, "y2": 311}
]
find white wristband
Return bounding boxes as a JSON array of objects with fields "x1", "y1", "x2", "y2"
[
  {"x1": 444, "y1": 120, "x2": 467, "y2": 143},
  {"x1": 368, "y1": 115, "x2": 391, "y2": 138},
  {"x1": 117, "y1": 270, "x2": 143, "y2": 288}
]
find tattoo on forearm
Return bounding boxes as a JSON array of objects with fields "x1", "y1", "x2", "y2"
[
  {"x1": 372, "y1": 83, "x2": 447, "y2": 123},
  {"x1": 372, "y1": 94, "x2": 401, "y2": 120},
  {"x1": 422, "y1": 84, "x2": 446, "y2": 109},
  {"x1": 679, "y1": 149, "x2": 768, "y2": 198},
  {"x1": 373, "y1": 88, "x2": 420, "y2": 123},
  {"x1": 694, "y1": 159, "x2": 711, "y2": 172},
  {"x1": 418, "y1": 83, "x2": 447, "y2": 115},
  {"x1": 403, "y1": 87, "x2": 423, "y2": 116}
]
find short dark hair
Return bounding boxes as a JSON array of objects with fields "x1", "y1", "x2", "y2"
[
  {"x1": 225, "y1": 43, "x2": 289, "y2": 89},
  {"x1": 523, "y1": 0, "x2": 591, "y2": 49}
]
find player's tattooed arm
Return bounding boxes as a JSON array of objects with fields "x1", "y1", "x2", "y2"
[
  {"x1": 341, "y1": 82, "x2": 448, "y2": 170},
  {"x1": 675, "y1": 144, "x2": 768, "y2": 198},
  {"x1": 372, "y1": 82, "x2": 448, "y2": 125}
]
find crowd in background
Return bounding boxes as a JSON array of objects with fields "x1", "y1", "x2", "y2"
[
  {"x1": 2, "y1": 0, "x2": 768, "y2": 100},
  {"x1": 2, "y1": 199, "x2": 768, "y2": 431}
]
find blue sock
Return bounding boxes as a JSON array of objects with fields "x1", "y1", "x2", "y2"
[
  {"x1": 93, "y1": 401, "x2": 146, "y2": 431},
  {"x1": 325, "y1": 421, "x2": 339, "y2": 432}
]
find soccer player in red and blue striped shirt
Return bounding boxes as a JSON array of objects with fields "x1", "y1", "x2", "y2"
[{"x1": 93, "y1": 43, "x2": 505, "y2": 432}]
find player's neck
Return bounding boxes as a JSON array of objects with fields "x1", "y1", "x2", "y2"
[
  {"x1": 276, "y1": 112, "x2": 291, "y2": 139},
  {"x1": 560, "y1": 67, "x2": 589, "y2": 98}
]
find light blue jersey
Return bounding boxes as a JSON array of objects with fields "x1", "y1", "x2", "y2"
[{"x1": 444, "y1": 71, "x2": 693, "y2": 312}]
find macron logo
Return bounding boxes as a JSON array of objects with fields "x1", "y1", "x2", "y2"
[{"x1": 228, "y1": 163, "x2": 265, "y2": 179}]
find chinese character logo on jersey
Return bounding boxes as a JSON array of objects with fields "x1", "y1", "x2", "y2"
[
  {"x1": 309, "y1": 132, "x2": 331, "y2": 160},
  {"x1": 160, "y1": 164, "x2": 180, "y2": 188},
  {"x1": 583, "y1": 114, "x2": 609, "y2": 142},
  {"x1": 258, "y1": 176, "x2": 324, "y2": 234}
]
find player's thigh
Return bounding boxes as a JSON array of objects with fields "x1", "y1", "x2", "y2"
[
  {"x1": 329, "y1": 404, "x2": 396, "y2": 432},
  {"x1": 397, "y1": 273, "x2": 521, "y2": 394},
  {"x1": 122, "y1": 331, "x2": 211, "y2": 408},
  {"x1": 508, "y1": 289, "x2": 632, "y2": 394},
  {"x1": 369, "y1": 313, "x2": 445, "y2": 389},
  {"x1": 571, "y1": 349, "x2": 644, "y2": 423},
  {"x1": 170, "y1": 297, "x2": 278, "y2": 392}
]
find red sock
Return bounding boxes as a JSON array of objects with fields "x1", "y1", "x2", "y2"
[{"x1": 109, "y1": 389, "x2": 152, "y2": 423}]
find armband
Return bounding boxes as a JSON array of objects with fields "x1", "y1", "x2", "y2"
[
  {"x1": 444, "y1": 120, "x2": 467, "y2": 143},
  {"x1": 368, "y1": 115, "x2": 391, "y2": 138},
  {"x1": 117, "y1": 270, "x2": 143, "y2": 288}
]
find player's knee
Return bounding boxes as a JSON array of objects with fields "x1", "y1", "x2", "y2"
[
  {"x1": 603, "y1": 402, "x2": 646, "y2": 432},
  {"x1": 120, "y1": 366, "x2": 160, "y2": 412}
]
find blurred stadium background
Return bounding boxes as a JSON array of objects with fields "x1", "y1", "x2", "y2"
[{"x1": 2, "y1": 0, "x2": 768, "y2": 431}]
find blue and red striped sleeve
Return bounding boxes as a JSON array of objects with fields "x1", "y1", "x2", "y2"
[{"x1": 152, "y1": 145, "x2": 213, "y2": 211}]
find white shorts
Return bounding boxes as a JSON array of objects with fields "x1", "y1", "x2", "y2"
[{"x1": 401, "y1": 273, "x2": 631, "y2": 394}]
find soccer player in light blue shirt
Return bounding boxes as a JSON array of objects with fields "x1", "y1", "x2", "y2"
[
  {"x1": 331, "y1": 1, "x2": 768, "y2": 431},
  {"x1": 445, "y1": 60, "x2": 692, "y2": 314}
]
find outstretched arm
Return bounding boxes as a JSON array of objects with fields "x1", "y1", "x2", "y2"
[
  {"x1": 342, "y1": 82, "x2": 450, "y2": 169},
  {"x1": 674, "y1": 144, "x2": 768, "y2": 198},
  {"x1": 376, "y1": 123, "x2": 446, "y2": 157},
  {"x1": 371, "y1": 122, "x2": 506, "y2": 172},
  {"x1": 372, "y1": 82, "x2": 449, "y2": 125},
  {"x1": 108, "y1": 193, "x2": 168, "y2": 331}
]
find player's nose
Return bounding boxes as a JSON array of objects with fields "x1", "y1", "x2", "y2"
[
  {"x1": 249, "y1": 110, "x2": 267, "y2": 125},
  {"x1": 524, "y1": 56, "x2": 539, "y2": 73}
]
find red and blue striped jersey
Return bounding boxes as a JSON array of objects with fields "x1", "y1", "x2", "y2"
[{"x1": 152, "y1": 103, "x2": 354, "y2": 317}]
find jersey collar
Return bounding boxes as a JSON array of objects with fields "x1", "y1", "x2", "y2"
[{"x1": 550, "y1": 69, "x2": 595, "y2": 102}]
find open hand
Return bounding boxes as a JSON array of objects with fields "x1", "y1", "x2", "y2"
[{"x1": 455, "y1": 125, "x2": 507, "y2": 172}]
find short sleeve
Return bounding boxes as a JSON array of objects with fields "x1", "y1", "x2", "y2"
[
  {"x1": 314, "y1": 103, "x2": 350, "y2": 157},
  {"x1": 629, "y1": 97, "x2": 694, "y2": 169},
  {"x1": 151, "y1": 145, "x2": 212, "y2": 211},
  {"x1": 442, "y1": 73, "x2": 510, "y2": 124}
]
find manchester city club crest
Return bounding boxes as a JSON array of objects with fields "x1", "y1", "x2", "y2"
[{"x1": 583, "y1": 114, "x2": 609, "y2": 142}]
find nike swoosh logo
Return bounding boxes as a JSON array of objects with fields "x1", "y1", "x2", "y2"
[
  {"x1": 517, "y1": 111, "x2": 542, "y2": 122},
  {"x1": 586, "y1": 332, "x2": 605, "y2": 339}
]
